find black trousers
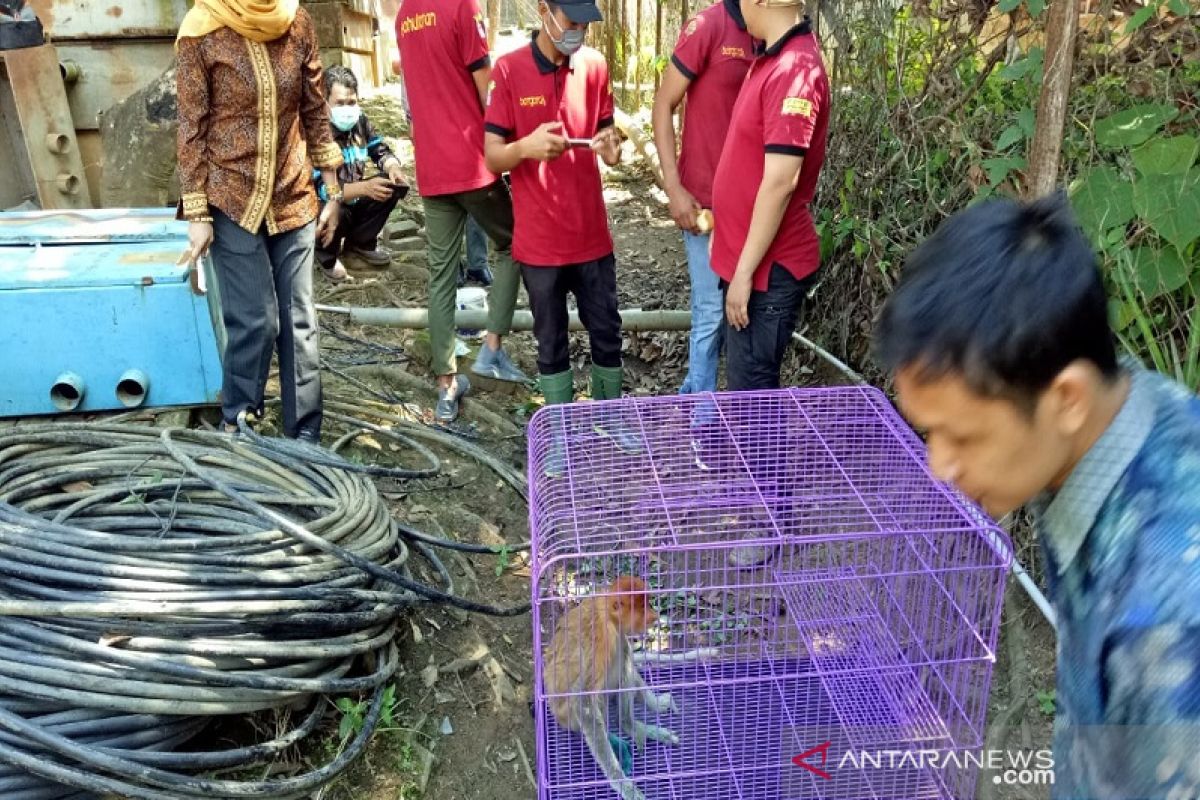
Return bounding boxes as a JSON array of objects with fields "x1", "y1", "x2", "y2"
[
  {"x1": 722, "y1": 263, "x2": 815, "y2": 391},
  {"x1": 519, "y1": 253, "x2": 622, "y2": 375},
  {"x1": 209, "y1": 209, "x2": 321, "y2": 438},
  {"x1": 314, "y1": 188, "x2": 402, "y2": 268}
]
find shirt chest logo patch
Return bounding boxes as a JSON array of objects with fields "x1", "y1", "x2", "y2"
[
  {"x1": 782, "y1": 97, "x2": 813, "y2": 117},
  {"x1": 399, "y1": 11, "x2": 436, "y2": 35},
  {"x1": 520, "y1": 95, "x2": 548, "y2": 107},
  {"x1": 720, "y1": 45, "x2": 746, "y2": 58}
]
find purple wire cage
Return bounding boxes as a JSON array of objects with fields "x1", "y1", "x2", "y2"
[{"x1": 527, "y1": 387, "x2": 1012, "y2": 800}]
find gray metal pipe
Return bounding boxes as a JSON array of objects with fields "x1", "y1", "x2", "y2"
[
  {"x1": 324, "y1": 306, "x2": 694, "y2": 332},
  {"x1": 116, "y1": 370, "x2": 149, "y2": 408},
  {"x1": 59, "y1": 61, "x2": 82, "y2": 84},
  {"x1": 316, "y1": 304, "x2": 868, "y2": 385},
  {"x1": 49, "y1": 373, "x2": 85, "y2": 412}
]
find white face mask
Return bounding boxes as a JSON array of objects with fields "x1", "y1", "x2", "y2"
[
  {"x1": 544, "y1": 12, "x2": 585, "y2": 56},
  {"x1": 330, "y1": 104, "x2": 361, "y2": 132}
]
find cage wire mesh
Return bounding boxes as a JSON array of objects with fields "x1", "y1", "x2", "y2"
[{"x1": 527, "y1": 387, "x2": 1012, "y2": 800}]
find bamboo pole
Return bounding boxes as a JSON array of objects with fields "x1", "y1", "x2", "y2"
[{"x1": 613, "y1": 106, "x2": 662, "y2": 186}]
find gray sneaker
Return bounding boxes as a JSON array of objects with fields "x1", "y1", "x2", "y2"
[
  {"x1": 471, "y1": 345, "x2": 530, "y2": 383},
  {"x1": 435, "y1": 374, "x2": 470, "y2": 422}
]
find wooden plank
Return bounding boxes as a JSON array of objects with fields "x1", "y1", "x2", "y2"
[
  {"x1": 75, "y1": 130, "x2": 102, "y2": 207},
  {"x1": 307, "y1": 2, "x2": 377, "y2": 53},
  {"x1": 0, "y1": 68, "x2": 37, "y2": 209},
  {"x1": 330, "y1": 0, "x2": 375, "y2": 16},
  {"x1": 0, "y1": 46, "x2": 89, "y2": 210}
]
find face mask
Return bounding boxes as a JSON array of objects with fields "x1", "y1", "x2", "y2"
[
  {"x1": 545, "y1": 12, "x2": 585, "y2": 56},
  {"x1": 330, "y1": 104, "x2": 361, "y2": 132}
]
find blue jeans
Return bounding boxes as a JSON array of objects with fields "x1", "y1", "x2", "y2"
[
  {"x1": 679, "y1": 230, "x2": 723, "y2": 394},
  {"x1": 465, "y1": 215, "x2": 489, "y2": 271}
]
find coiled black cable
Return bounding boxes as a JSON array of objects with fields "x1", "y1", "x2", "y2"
[{"x1": 0, "y1": 417, "x2": 529, "y2": 798}]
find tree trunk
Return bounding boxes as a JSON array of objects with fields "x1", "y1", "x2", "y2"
[
  {"x1": 604, "y1": 0, "x2": 617, "y2": 77},
  {"x1": 99, "y1": 63, "x2": 180, "y2": 208},
  {"x1": 486, "y1": 0, "x2": 501, "y2": 49},
  {"x1": 654, "y1": 0, "x2": 663, "y2": 92},
  {"x1": 1026, "y1": 0, "x2": 1080, "y2": 198},
  {"x1": 634, "y1": 0, "x2": 643, "y2": 105}
]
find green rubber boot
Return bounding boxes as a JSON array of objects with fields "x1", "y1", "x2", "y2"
[
  {"x1": 539, "y1": 371, "x2": 574, "y2": 478},
  {"x1": 590, "y1": 365, "x2": 643, "y2": 455}
]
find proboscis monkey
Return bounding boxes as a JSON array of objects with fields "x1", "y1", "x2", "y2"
[{"x1": 544, "y1": 576, "x2": 680, "y2": 800}]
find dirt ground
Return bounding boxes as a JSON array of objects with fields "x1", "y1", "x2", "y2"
[{"x1": 287, "y1": 85, "x2": 1059, "y2": 800}]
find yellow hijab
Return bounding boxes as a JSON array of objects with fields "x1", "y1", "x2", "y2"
[{"x1": 176, "y1": 0, "x2": 299, "y2": 44}]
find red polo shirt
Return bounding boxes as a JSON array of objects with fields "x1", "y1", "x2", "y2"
[
  {"x1": 484, "y1": 37, "x2": 614, "y2": 267},
  {"x1": 671, "y1": 0, "x2": 754, "y2": 209},
  {"x1": 710, "y1": 20, "x2": 829, "y2": 292},
  {"x1": 396, "y1": 0, "x2": 497, "y2": 197}
]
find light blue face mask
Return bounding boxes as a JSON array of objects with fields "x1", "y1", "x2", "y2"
[
  {"x1": 545, "y1": 12, "x2": 585, "y2": 56},
  {"x1": 330, "y1": 104, "x2": 361, "y2": 132}
]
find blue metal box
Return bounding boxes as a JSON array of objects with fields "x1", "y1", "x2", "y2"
[{"x1": 0, "y1": 208, "x2": 224, "y2": 417}]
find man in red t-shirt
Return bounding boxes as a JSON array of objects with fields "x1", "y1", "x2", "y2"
[
  {"x1": 484, "y1": 0, "x2": 642, "y2": 474},
  {"x1": 652, "y1": 0, "x2": 754, "y2": 396},
  {"x1": 396, "y1": 0, "x2": 527, "y2": 422},
  {"x1": 711, "y1": 0, "x2": 829, "y2": 568},
  {"x1": 709, "y1": 0, "x2": 829, "y2": 392}
]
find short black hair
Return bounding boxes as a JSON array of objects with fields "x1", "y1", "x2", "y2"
[
  {"x1": 325, "y1": 65, "x2": 358, "y2": 95},
  {"x1": 874, "y1": 192, "x2": 1119, "y2": 410}
]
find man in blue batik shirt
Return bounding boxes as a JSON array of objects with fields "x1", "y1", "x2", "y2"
[{"x1": 874, "y1": 192, "x2": 1200, "y2": 799}]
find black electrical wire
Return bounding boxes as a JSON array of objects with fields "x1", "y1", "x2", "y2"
[{"x1": 0, "y1": 414, "x2": 531, "y2": 798}]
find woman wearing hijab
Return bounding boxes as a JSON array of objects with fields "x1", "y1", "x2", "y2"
[{"x1": 176, "y1": 0, "x2": 343, "y2": 443}]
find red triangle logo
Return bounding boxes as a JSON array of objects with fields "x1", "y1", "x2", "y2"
[{"x1": 792, "y1": 740, "x2": 833, "y2": 780}]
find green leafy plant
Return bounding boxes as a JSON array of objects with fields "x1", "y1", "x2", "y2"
[
  {"x1": 1035, "y1": 689, "x2": 1056, "y2": 716},
  {"x1": 494, "y1": 544, "x2": 512, "y2": 577},
  {"x1": 381, "y1": 683, "x2": 399, "y2": 728},
  {"x1": 335, "y1": 696, "x2": 367, "y2": 742},
  {"x1": 1071, "y1": 103, "x2": 1200, "y2": 389}
]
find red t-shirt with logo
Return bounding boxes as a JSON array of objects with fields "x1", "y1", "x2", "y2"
[
  {"x1": 711, "y1": 21, "x2": 829, "y2": 291},
  {"x1": 484, "y1": 39, "x2": 614, "y2": 267},
  {"x1": 671, "y1": 0, "x2": 754, "y2": 209},
  {"x1": 396, "y1": 0, "x2": 497, "y2": 196}
]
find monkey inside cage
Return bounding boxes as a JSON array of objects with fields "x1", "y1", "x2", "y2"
[{"x1": 527, "y1": 387, "x2": 1012, "y2": 800}]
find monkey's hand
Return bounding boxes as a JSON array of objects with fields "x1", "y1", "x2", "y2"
[{"x1": 644, "y1": 691, "x2": 678, "y2": 714}]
